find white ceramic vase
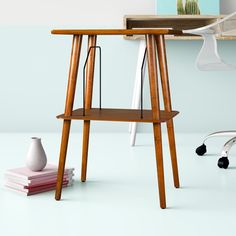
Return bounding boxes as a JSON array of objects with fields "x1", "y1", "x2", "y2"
[{"x1": 26, "y1": 137, "x2": 47, "y2": 171}]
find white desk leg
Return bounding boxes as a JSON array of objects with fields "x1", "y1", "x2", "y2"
[
  {"x1": 129, "y1": 40, "x2": 146, "y2": 146},
  {"x1": 129, "y1": 40, "x2": 146, "y2": 133}
]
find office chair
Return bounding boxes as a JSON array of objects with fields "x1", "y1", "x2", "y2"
[{"x1": 184, "y1": 12, "x2": 236, "y2": 169}]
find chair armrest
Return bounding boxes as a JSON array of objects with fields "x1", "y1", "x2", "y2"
[{"x1": 183, "y1": 11, "x2": 236, "y2": 36}]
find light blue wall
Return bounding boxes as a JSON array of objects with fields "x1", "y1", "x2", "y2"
[
  {"x1": 200, "y1": 0, "x2": 219, "y2": 14},
  {"x1": 157, "y1": 0, "x2": 176, "y2": 15},
  {"x1": 0, "y1": 27, "x2": 236, "y2": 133},
  {"x1": 1, "y1": 0, "x2": 235, "y2": 133},
  {"x1": 157, "y1": 0, "x2": 219, "y2": 15}
]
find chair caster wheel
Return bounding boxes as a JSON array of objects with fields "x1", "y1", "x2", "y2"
[
  {"x1": 196, "y1": 144, "x2": 207, "y2": 156},
  {"x1": 218, "y1": 157, "x2": 229, "y2": 169}
]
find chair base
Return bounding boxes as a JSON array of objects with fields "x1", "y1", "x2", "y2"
[{"x1": 196, "y1": 131, "x2": 236, "y2": 169}]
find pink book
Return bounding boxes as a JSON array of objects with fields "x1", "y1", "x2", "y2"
[
  {"x1": 5, "y1": 164, "x2": 74, "y2": 180},
  {"x1": 5, "y1": 177, "x2": 73, "y2": 190},
  {"x1": 26, "y1": 180, "x2": 73, "y2": 190},
  {"x1": 5, "y1": 179, "x2": 71, "y2": 190},
  {"x1": 28, "y1": 174, "x2": 74, "y2": 186},
  {"x1": 5, "y1": 183, "x2": 70, "y2": 196},
  {"x1": 5, "y1": 172, "x2": 74, "y2": 186}
]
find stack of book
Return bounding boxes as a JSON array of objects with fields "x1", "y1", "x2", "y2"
[{"x1": 4, "y1": 164, "x2": 74, "y2": 196}]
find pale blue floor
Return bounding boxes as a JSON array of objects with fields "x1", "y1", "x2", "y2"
[{"x1": 1, "y1": 132, "x2": 236, "y2": 236}]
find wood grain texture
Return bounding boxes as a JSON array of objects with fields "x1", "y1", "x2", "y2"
[
  {"x1": 65, "y1": 36, "x2": 83, "y2": 115},
  {"x1": 85, "y1": 35, "x2": 97, "y2": 109},
  {"x1": 146, "y1": 34, "x2": 166, "y2": 208},
  {"x1": 81, "y1": 35, "x2": 97, "y2": 182},
  {"x1": 156, "y1": 35, "x2": 180, "y2": 189},
  {"x1": 81, "y1": 121, "x2": 90, "y2": 182},
  {"x1": 153, "y1": 123, "x2": 166, "y2": 209},
  {"x1": 51, "y1": 29, "x2": 182, "y2": 36},
  {"x1": 55, "y1": 121, "x2": 71, "y2": 200},
  {"x1": 57, "y1": 108, "x2": 179, "y2": 123},
  {"x1": 124, "y1": 35, "x2": 236, "y2": 41},
  {"x1": 146, "y1": 34, "x2": 160, "y2": 120},
  {"x1": 55, "y1": 35, "x2": 82, "y2": 200},
  {"x1": 125, "y1": 15, "x2": 219, "y2": 30},
  {"x1": 156, "y1": 35, "x2": 172, "y2": 111}
]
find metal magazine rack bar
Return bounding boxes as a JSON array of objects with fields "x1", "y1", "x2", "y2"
[
  {"x1": 83, "y1": 46, "x2": 102, "y2": 116},
  {"x1": 140, "y1": 48, "x2": 147, "y2": 118}
]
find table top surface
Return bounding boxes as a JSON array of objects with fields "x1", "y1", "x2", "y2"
[
  {"x1": 51, "y1": 29, "x2": 183, "y2": 35},
  {"x1": 123, "y1": 15, "x2": 236, "y2": 40}
]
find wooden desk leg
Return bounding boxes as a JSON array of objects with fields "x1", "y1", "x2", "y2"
[
  {"x1": 156, "y1": 35, "x2": 180, "y2": 188},
  {"x1": 146, "y1": 34, "x2": 166, "y2": 209},
  {"x1": 81, "y1": 35, "x2": 97, "y2": 182},
  {"x1": 55, "y1": 35, "x2": 83, "y2": 200}
]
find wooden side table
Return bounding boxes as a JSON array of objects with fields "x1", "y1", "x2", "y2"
[{"x1": 51, "y1": 29, "x2": 182, "y2": 209}]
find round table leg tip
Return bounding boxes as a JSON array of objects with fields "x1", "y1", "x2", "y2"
[{"x1": 55, "y1": 196, "x2": 61, "y2": 201}]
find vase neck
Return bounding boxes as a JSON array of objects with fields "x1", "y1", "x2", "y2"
[{"x1": 31, "y1": 137, "x2": 41, "y2": 143}]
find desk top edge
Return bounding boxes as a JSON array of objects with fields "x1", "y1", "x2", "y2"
[
  {"x1": 124, "y1": 14, "x2": 225, "y2": 20},
  {"x1": 51, "y1": 29, "x2": 183, "y2": 35}
]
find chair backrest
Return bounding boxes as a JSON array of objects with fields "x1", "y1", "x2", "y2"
[
  {"x1": 183, "y1": 12, "x2": 236, "y2": 71},
  {"x1": 185, "y1": 12, "x2": 236, "y2": 35}
]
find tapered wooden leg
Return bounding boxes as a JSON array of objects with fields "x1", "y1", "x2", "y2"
[
  {"x1": 81, "y1": 121, "x2": 90, "y2": 182},
  {"x1": 55, "y1": 35, "x2": 83, "y2": 200},
  {"x1": 55, "y1": 120, "x2": 71, "y2": 200},
  {"x1": 166, "y1": 121, "x2": 179, "y2": 188},
  {"x1": 156, "y1": 35, "x2": 180, "y2": 188},
  {"x1": 146, "y1": 34, "x2": 166, "y2": 209},
  {"x1": 81, "y1": 35, "x2": 97, "y2": 182},
  {"x1": 153, "y1": 123, "x2": 166, "y2": 209}
]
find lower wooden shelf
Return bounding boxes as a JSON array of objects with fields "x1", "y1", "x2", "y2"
[{"x1": 57, "y1": 108, "x2": 179, "y2": 123}]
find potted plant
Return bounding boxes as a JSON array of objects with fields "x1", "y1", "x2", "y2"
[
  {"x1": 177, "y1": 0, "x2": 201, "y2": 15},
  {"x1": 177, "y1": 0, "x2": 185, "y2": 15}
]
